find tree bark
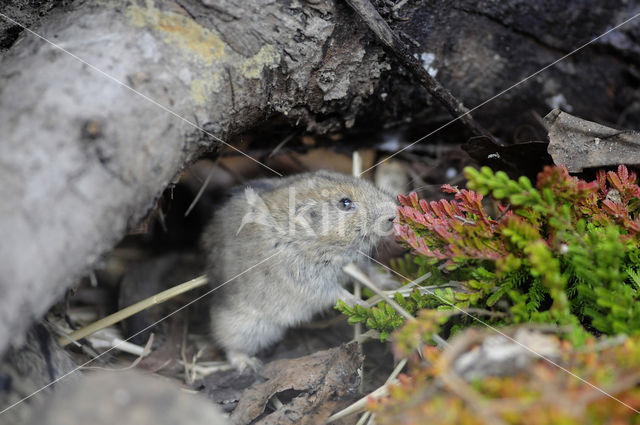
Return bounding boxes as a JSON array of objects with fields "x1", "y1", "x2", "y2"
[
  {"x1": 0, "y1": 0, "x2": 387, "y2": 353},
  {"x1": 377, "y1": 0, "x2": 639, "y2": 138}
]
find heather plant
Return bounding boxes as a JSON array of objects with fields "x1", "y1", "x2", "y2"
[
  {"x1": 337, "y1": 165, "x2": 640, "y2": 342},
  {"x1": 370, "y1": 324, "x2": 640, "y2": 425}
]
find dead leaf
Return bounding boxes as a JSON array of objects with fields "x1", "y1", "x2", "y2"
[
  {"x1": 195, "y1": 368, "x2": 264, "y2": 413},
  {"x1": 462, "y1": 138, "x2": 552, "y2": 180},
  {"x1": 545, "y1": 109, "x2": 640, "y2": 172},
  {"x1": 137, "y1": 312, "x2": 189, "y2": 374},
  {"x1": 230, "y1": 343, "x2": 363, "y2": 425}
]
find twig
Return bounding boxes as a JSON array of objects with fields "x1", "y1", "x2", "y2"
[
  {"x1": 345, "y1": 264, "x2": 448, "y2": 347},
  {"x1": 352, "y1": 151, "x2": 364, "y2": 392},
  {"x1": 452, "y1": 308, "x2": 506, "y2": 319},
  {"x1": 436, "y1": 329, "x2": 508, "y2": 425},
  {"x1": 271, "y1": 395, "x2": 284, "y2": 411},
  {"x1": 178, "y1": 360, "x2": 234, "y2": 374},
  {"x1": 392, "y1": 0, "x2": 409, "y2": 11},
  {"x1": 355, "y1": 411, "x2": 371, "y2": 425},
  {"x1": 344, "y1": 263, "x2": 413, "y2": 321},
  {"x1": 184, "y1": 162, "x2": 216, "y2": 217},
  {"x1": 363, "y1": 272, "x2": 434, "y2": 305},
  {"x1": 575, "y1": 334, "x2": 628, "y2": 352},
  {"x1": 327, "y1": 358, "x2": 408, "y2": 424},
  {"x1": 58, "y1": 274, "x2": 208, "y2": 346},
  {"x1": 326, "y1": 382, "x2": 390, "y2": 424},
  {"x1": 496, "y1": 202, "x2": 511, "y2": 221},
  {"x1": 350, "y1": 329, "x2": 382, "y2": 344},
  {"x1": 439, "y1": 369, "x2": 508, "y2": 425},
  {"x1": 387, "y1": 358, "x2": 407, "y2": 382},
  {"x1": 81, "y1": 333, "x2": 154, "y2": 371},
  {"x1": 577, "y1": 371, "x2": 640, "y2": 405},
  {"x1": 344, "y1": 263, "x2": 448, "y2": 348},
  {"x1": 454, "y1": 215, "x2": 476, "y2": 225},
  {"x1": 267, "y1": 131, "x2": 299, "y2": 159},
  {"x1": 86, "y1": 329, "x2": 149, "y2": 357},
  {"x1": 89, "y1": 270, "x2": 99, "y2": 288},
  {"x1": 344, "y1": 0, "x2": 498, "y2": 144},
  {"x1": 54, "y1": 328, "x2": 83, "y2": 348},
  {"x1": 181, "y1": 321, "x2": 194, "y2": 385},
  {"x1": 157, "y1": 208, "x2": 168, "y2": 233},
  {"x1": 177, "y1": 360, "x2": 234, "y2": 375}
]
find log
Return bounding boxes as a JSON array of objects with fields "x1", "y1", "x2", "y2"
[
  {"x1": 362, "y1": 0, "x2": 639, "y2": 140},
  {"x1": 0, "y1": 0, "x2": 59, "y2": 54},
  {"x1": 0, "y1": 0, "x2": 387, "y2": 354},
  {"x1": 0, "y1": 0, "x2": 638, "y2": 356}
]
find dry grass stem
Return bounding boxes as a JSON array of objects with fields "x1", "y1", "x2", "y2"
[
  {"x1": 58, "y1": 274, "x2": 208, "y2": 346},
  {"x1": 81, "y1": 333, "x2": 154, "y2": 371},
  {"x1": 363, "y1": 273, "x2": 435, "y2": 305},
  {"x1": 344, "y1": 263, "x2": 413, "y2": 321},
  {"x1": 327, "y1": 358, "x2": 407, "y2": 424}
]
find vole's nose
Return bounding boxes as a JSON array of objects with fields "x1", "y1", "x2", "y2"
[{"x1": 384, "y1": 216, "x2": 396, "y2": 231}]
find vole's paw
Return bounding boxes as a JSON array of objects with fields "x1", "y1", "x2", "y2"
[{"x1": 228, "y1": 350, "x2": 262, "y2": 372}]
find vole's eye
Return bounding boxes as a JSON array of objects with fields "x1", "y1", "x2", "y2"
[{"x1": 337, "y1": 197, "x2": 354, "y2": 211}]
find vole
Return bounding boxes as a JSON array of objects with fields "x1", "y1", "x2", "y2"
[
  {"x1": 202, "y1": 170, "x2": 397, "y2": 369},
  {"x1": 0, "y1": 324, "x2": 77, "y2": 424}
]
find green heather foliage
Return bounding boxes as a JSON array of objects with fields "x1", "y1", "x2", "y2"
[{"x1": 337, "y1": 165, "x2": 640, "y2": 342}]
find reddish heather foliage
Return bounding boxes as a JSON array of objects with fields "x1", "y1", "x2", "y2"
[{"x1": 395, "y1": 165, "x2": 640, "y2": 265}]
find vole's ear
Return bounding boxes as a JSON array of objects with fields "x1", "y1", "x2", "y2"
[
  {"x1": 294, "y1": 202, "x2": 320, "y2": 235},
  {"x1": 294, "y1": 202, "x2": 318, "y2": 220},
  {"x1": 236, "y1": 187, "x2": 275, "y2": 235}
]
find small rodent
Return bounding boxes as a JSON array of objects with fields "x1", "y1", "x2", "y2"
[
  {"x1": 0, "y1": 324, "x2": 77, "y2": 424},
  {"x1": 202, "y1": 170, "x2": 397, "y2": 369}
]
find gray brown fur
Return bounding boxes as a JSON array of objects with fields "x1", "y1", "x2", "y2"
[
  {"x1": 202, "y1": 170, "x2": 396, "y2": 368},
  {"x1": 0, "y1": 324, "x2": 77, "y2": 424}
]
